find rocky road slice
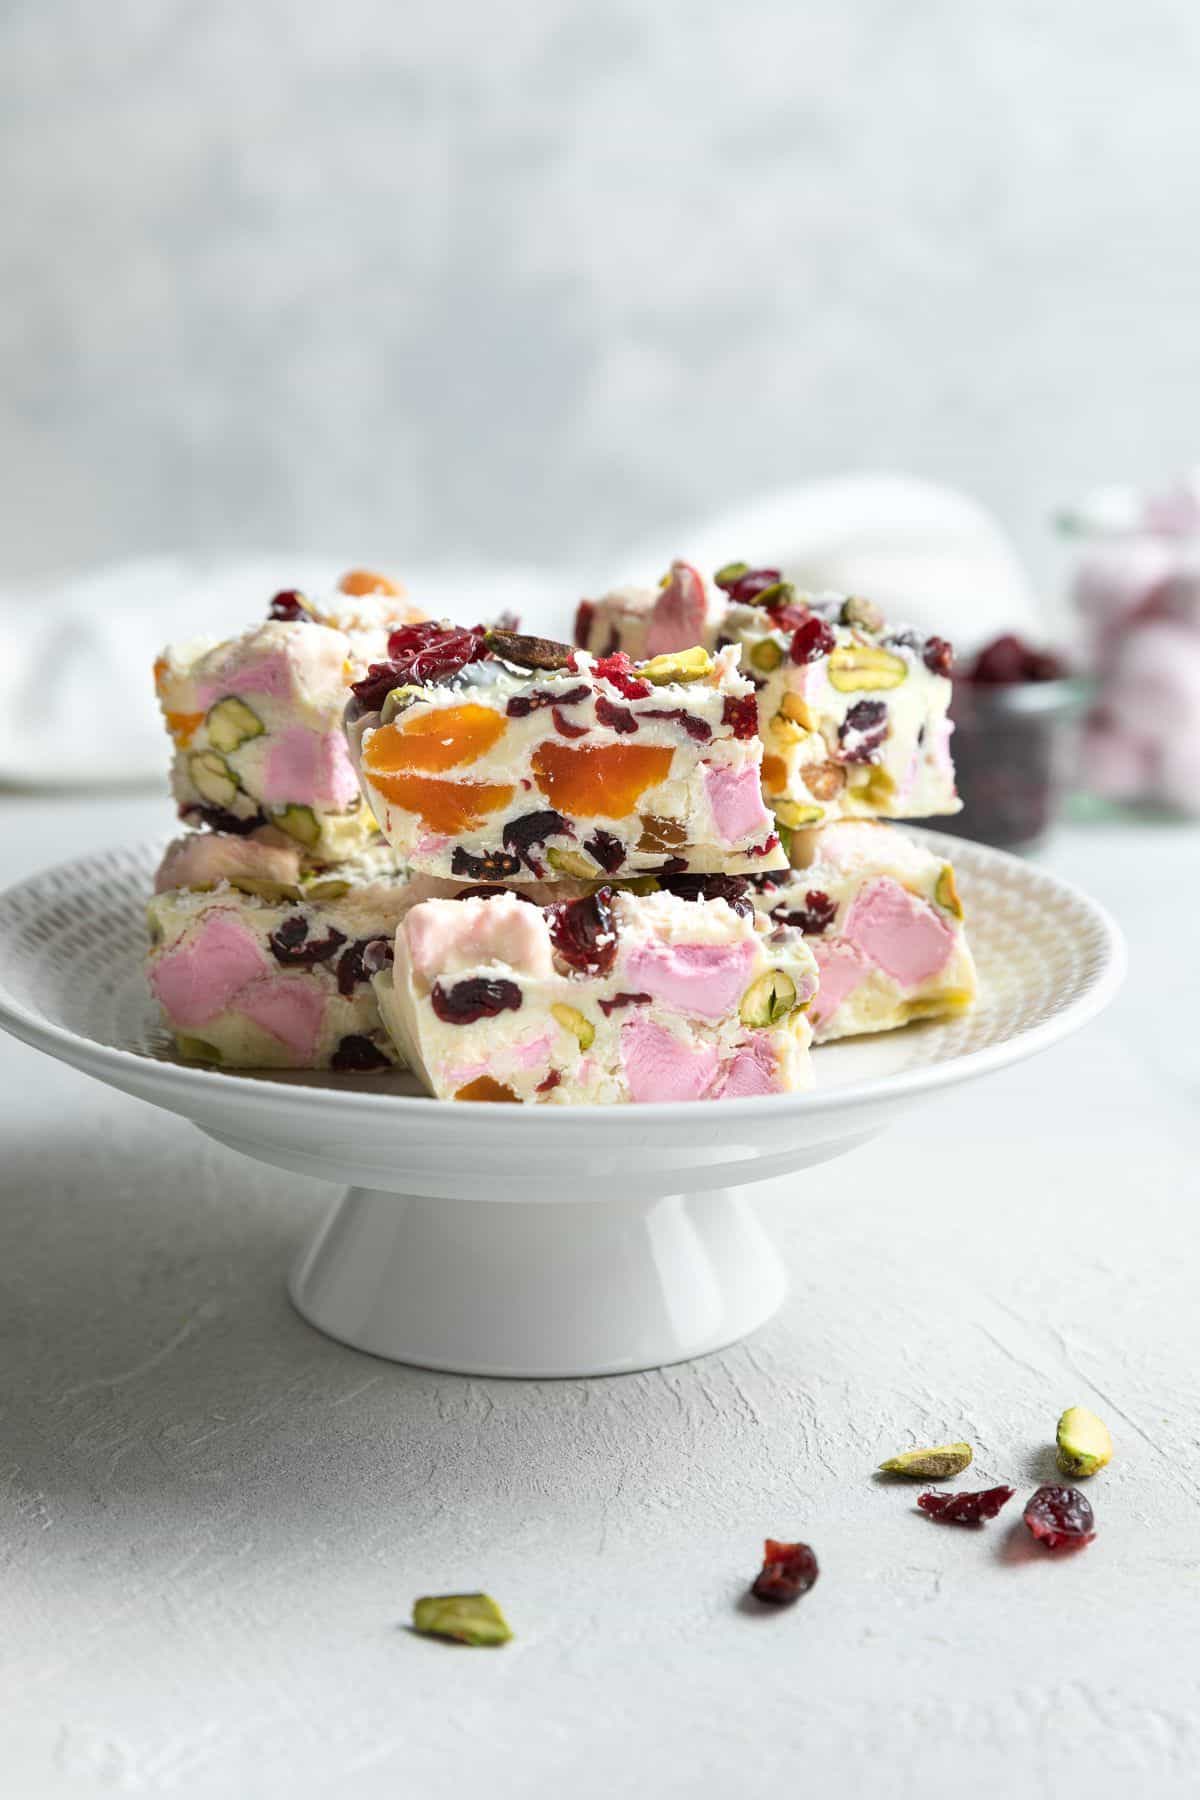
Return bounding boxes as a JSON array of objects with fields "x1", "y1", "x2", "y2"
[{"x1": 748, "y1": 821, "x2": 976, "y2": 1044}]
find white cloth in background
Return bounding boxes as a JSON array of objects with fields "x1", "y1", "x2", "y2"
[{"x1": 0, "y1": 476, "x2": 1041, "y2": 788}]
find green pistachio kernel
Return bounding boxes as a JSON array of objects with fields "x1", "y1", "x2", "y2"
[
  {"x1": 229, "y1": 877, "x2": 303, "y2": 902},
  {"x1": 205, "y1": 695, "x2": 265, "y2": 753},
  {"x1": 547, "y1": 847, "x2": 602, "y2": 880},
  {"x1": 839, "y1": 594, "x2": 885, "y2": 634},
  {"x1": 828, "y1": 645, "x2": 907, "y2": 692},
  {"x1": 714, "y1": 560, "x2": 750, "y2": 587},
  {"x1": 174, "y1": 1035, "x2": 222, "y2": 1064},
  {"x1": 934, "y1": 865, "x2": 963, "y2": 920},
  {"x1": 878, "y1": 1441, "x2": 973, "y2": 1479},
  {"x1": 638, "y1": 647, "x2": 714, "y2": 685},
  {"x1": 551, "y1": 1002, "x2": 595, "y2": 1051},
  {"x1": 412, "y1": 1593, "x2": 512, "y2": 1647},
  {"x1": 380, "y1": 685, "x2": 422, "y2": 724},
  {"x1": 773, "y1": 800, "x2": 824, "y2": 829},
  {"x1": 188, "y1": 749, "x2": 239, "y2": 808},
  {"x1": 1056, "y1": 1406, "x2": 1112, "y2": 1478},
  {"x1": 749, "y1": 638, "x2": 785, "y2": 673},
  {"x1": 303, "y1": 877, "x2": 352, "y2": 900},
  {"x1": 897, "y1": 988, "x2": 975, "y2": 1023},
  {"x1": 739, "y1": 969, "x2": 797, "y2": 1029},
  {"x1": 272, "y1": 804, "x2": 322, "y2": 849}
]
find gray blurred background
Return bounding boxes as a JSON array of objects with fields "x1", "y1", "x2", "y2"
[{"x1": 2, "y1": 0, "x2": 1196, "y2": 584}]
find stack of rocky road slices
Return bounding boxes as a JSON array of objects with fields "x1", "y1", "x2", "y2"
[{"x1": 146, "y1": 560, "x2": 976, "y2": 1101}]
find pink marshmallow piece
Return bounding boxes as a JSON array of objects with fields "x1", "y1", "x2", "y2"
[
  {"x1": 809, "y1": 940, "x2": 872, "y2": 1030},
  {"x1": 150, "y1": 912, "x2": 269, "y2": 1027},
  {"x1": 196, "y1": 650, "x2": 294, "y2": 710},
  {"x1": 646, "y1": 560, "x2": 708, "y2": 657},
  {"x1": 623, "y1": 938, "x2": 755, "y2": 1020},
  {"x1": 703, "y1": 762, "x2": 773, "y2": 845},
  {"x1": 404, "y1": 895, "x2": 553, "y2": 984},
  {"x1": 154, "y1": 833, "x2": 302, "y2": 894},
  {"x1": 512, "y1": 1031, "x2": 555, "y2": 1069},
  {"x1": 713, "y1": 1033, "x2": 782, "y2": 1099},
  {"x1": 262, "y1": 728, "x2": 361, "y2": 808},
  {"x1": 841, "y1": 877, "x2": 956, "y2": 989},
  {"x1": 236, "y1": 978, "x2": 326, "y2": 1060},
  {"x1": 619, "y1": 1016, "x2": 719, "y2": 1103}
]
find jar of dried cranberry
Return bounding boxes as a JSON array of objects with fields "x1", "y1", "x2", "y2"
[{"x1": 934, "y1": 635, "x2": 1089, "y2": 850}]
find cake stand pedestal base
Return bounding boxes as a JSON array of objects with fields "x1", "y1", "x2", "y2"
[{"x1": 288, "y1": 1184, "x2": 787, "y2": 1378}]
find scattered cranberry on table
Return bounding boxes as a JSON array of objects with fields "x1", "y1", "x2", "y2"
[{"x1": 750, "y1": 1539, "x2": 820, "y2": 1606}]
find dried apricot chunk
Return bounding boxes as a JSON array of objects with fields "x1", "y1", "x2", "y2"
[
  {"x1": 531, "y1": 742, "x2": 673, "y2": 819},
  {"x1": 454, "y1": 1076, "x2": 520, "y2": 1103},
  {"x1": 761, "y1": 753, "x2": 787, "y2": 793},
  {"x1": 164, "y1": 709, "x2": 204, "y2": 747},
  {"x1": 368, "y1": 772, "x2": 515, "y2": 833},
  {"x1": 364, "y1": 704, "x2": 506, "y2": 774},
  {"x1": 339, "y1": 567, "x2": 403, "y2": 596}
]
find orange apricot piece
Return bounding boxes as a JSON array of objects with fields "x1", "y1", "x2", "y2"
[
  {"x1": 761, "y1": 753, "x2": 787, "y2": 793},
  {"x1": 363, "y1": 704, "x2": 506, "y2": 775},
  {"x1": 338, "y1": 568, "x2": 404, "y2": 597},
  {"x1": 455, "y1": 1076, "x2": 520, "y2": 1102},
  {"x1": 531, "y1": 741, "x2": 674, "y2": 819},
  {"x1": 368, "y1": 772, "x2": 515, "y2": 834},
  {"x1": 165, "y1": 710, "x2": 205, "y2": 747}
]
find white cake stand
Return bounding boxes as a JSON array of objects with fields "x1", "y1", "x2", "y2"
[{"x1": 0, "y1": 833, "x2": 1124, "y2": 1377}]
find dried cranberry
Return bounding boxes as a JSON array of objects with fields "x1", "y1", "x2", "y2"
[
  {"x1": 505, "y1": 692, "x2": 552, "y2": 718},
  {"x1": 180, "y1": 803, "x2": 267, "y2": 837},
  {"x1": 597, "y1": 990, "x2": 651, "y2": 1017},
  {"x1": 268, "y1": 915, "x2": 347, "y2": 966},
  {"x1": 750, "y1": 1539, "x2": 819, "y2": 1606},
  {"x1": 715, "y1": 563, "x2": 790, "y2": 607},
  {"x1": 1023, "y1": 1485, "x2": 1096, "y2": 1550},
  {"x1": 595, "y1": 696, "x2": 638, "y2": 734},
  {"x1": 502, "y1": 809, "x2": 573, "y2": 875},
  {"x1": 584, "y1": 830, "x2": 625, "y2": 874},
  {"x1": 548, "y1": 888, "x2": 618, "y2": 976},
  {"x1": 746, "y1": 834, "x2": 781, "y2": 859},
  {"x1": 552, "y1": 706, "x2": 590, "y2": 739},
  {"x1": 790, "y1": 614, "x2": 837, "y2": 664},
  {"x1": 923, "y1": 635, "x2": 954, "y2": 678},
  {"x1": 507, "y1": 683, "x2": 589, "y2": 719},
  {"x1": 335, "y1": 935, "x2": 393, "y2": 995},
  {"x1": 773, "y1": 888, "x2": 837, "y2": 935},
  {"x1": 658, "y1": 873, "x2": 752, "y2": 917},
  {"x1": 431, "y1": 978, "x2": 523, "y2": 1024},
  {"x1": 918, "y1": 1486, "x2": 1015, "y2": 1525},
  {"x1": 505, "y1": 684, "x2": 583, "y2": 719},
  {"x1": 593, "y1": 653, "x2": 652, "y2": 700},
  {"x1": 268, "y1": 589, "x2": 310, "y2": 622},
  {"x1": 385, "y1": 618, "x2": 488, "y2": 671},
  {"x1": 740, "y1": 571, "x2": 790, "y2": 607},
  {"x1": 350, "y1": 623, "x2": 490, "y2": 712},
  {"x1": 453, "y1": 884, "x2": 537, "y2": 903},
  {"x1": 535, "y1": 1068, "x2": 562, "y2": 1094},
  {"x1": 837, "y1": 698, "x2": 889, "y2": 762},
  {"x1": 574, "y1": 599, "x2": 595, "y2": 648},
  {"x1": 331, "y1": 1034, "x2": 391, "y2": 1071},
  {"x1": 451, "y1": 846, "x2": 522, "y2": 881},
  {"x1": 642, "y1": 707, "x2": 712, "y2": 743},
  {"x1": 722, "y1": 694, "x2": 759, "y2": 740}
]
